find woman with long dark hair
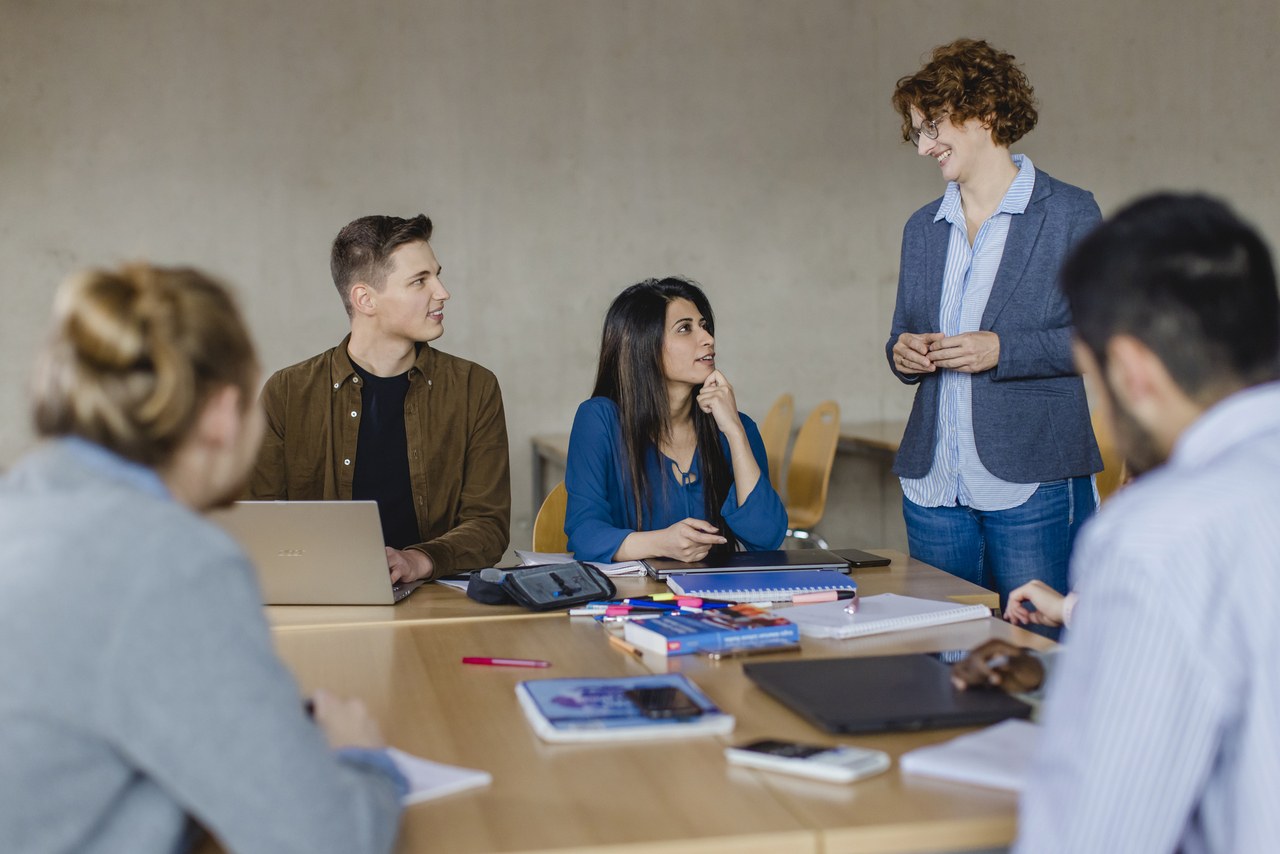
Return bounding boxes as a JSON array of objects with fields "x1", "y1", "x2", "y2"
[{"x1": 564, "y1": 277, "x2": 786, "y2": 563}]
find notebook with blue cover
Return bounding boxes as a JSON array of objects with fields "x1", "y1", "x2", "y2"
[{"x1": 666, "y1": 569, "x2": 856, "y2": 603}]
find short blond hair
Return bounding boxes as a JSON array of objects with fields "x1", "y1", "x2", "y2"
[{"x1": 32, "y1": 264, "x2": 258, "y2": 467}]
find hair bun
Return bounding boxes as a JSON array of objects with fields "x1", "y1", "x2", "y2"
[
  {"x1": 33, "y1": 263, "x2": 257, "y2": 468},
  {"x1": 58, "y1": 267, "x2": 157, "y2": 371}
]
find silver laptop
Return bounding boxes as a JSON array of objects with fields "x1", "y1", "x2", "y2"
[{"x1": 210, "y1": 500, "x2": 425, "y2": 605}]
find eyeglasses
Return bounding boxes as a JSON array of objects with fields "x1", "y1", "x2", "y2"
[{"x1": 908, "y1": 111, "x2": 949, "y2": 146}]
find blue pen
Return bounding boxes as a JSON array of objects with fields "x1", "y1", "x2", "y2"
[{"x1": 620, "y1": 600, "x2": 682, "y2": 611}]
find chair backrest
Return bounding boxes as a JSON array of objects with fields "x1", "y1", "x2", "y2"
[
  {"x1": 1092, "y1": 410, "x2": 1128, "y2": 502},
  {"x1": 532, "y1": 481, "x2": 569, "y2": 552},
  {"x1": 759, "y1": 393, "x2": 794, "y2": 487},
  {"x1": 784, "y1": 400, "x2": 841, "y2": 530}
]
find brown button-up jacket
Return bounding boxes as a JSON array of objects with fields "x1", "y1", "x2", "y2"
[{"x1": 247, "y1": 336, "x2": 511, "y2": 576}]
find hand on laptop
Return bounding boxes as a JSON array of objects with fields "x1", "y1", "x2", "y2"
[
  {"x1": 614, "y1": 519, "x2": 727, "y2": 562},
  {"x1": 951, "y1": 639, "x2": 1045, "y2": 694},
  {"x1": 657, "y1": 518, "x2": 728, "y2": 562},
  {"x1": 386, "y1": 546, "x2": 434, "y2": 583},
  {"x1": 310, "y1": 689, "x2": 386, "y2": 750}
]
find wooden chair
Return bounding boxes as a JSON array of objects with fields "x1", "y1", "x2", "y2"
[
  {"x1": 759, "y1": 393, "x2": 794, "y2": 487},
  {"x1": 784, "y1": 400, "x2": 841, "y2": 548},
  {"x1": 532, "y1": 481, "x2": 569, "y2": 552},
  {"x1": 1092, "y1": 411, "x2": 1128, "y2": 502}
]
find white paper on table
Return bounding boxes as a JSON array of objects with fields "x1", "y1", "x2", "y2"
[
  {"x1": 387, "y1": 747, "x2": 492, "y2": 805},
  {"x1": 433, "y1": 575, "x2": 470, "y2": 592},
  {"x1": 513, "y1": 549, "x2": 645, "y2": 577},
  {"x1": 899, "y1": 719, "x2": 1039, "y2": 792}
]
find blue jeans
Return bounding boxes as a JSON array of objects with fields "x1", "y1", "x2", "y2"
[{"x1": 903, "y1": 477, "x2": 1096, "y2": 632}]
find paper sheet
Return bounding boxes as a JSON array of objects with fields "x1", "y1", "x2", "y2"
[
  {"x1": 514, "y1": 549, "x2": 646, "y2": 577},
  {"x1": 387, "y1": 747, "x2": 492, "y2": 805},
  {"x1": 899, "y1": 719, "x2": 1039, "y2": 791}
]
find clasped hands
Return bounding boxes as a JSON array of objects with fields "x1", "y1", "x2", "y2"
[{"x1": 894, "y1": 330, "x2": 1000, "y2": 375}]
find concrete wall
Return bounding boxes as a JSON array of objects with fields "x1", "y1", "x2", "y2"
[{"x1": 3, "y1": 0, "x2": 1276, "y2": 550}]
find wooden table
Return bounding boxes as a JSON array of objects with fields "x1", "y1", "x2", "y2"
[
  {"x1": 266, "y1": 549, "x2": 999, "y2": 631},
  {"x1": 271, "y1": 607, "x2": 1049, "y2": 853},
  {"x1": 838, "y1": 419, "x2": 907, "y2": 460}
]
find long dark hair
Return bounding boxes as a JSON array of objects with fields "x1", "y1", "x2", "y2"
[{"x1": 591, "y1": 277, "x2": 735, "y2": 558}]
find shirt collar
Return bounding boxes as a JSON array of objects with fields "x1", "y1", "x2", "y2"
[
  {"x1": 329, "y1": 334, "x2": 435, "y2": 387},
  {"x1": 934, "y1": 153, "x2": 1036, "y2": 224},
  {"x1": 1170, "y1": 381, "x2": 1280, "y2": 470},
  {"x1": 60, "y1": 436, "x2": 171, "y2": 500}
]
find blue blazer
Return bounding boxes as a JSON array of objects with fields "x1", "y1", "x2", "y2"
[
  {"x1": 564, "y1": 397, "x2": 788, "y2": 563},
  {"x1": 886, "y1": 168, "x2": 1104, "y2": 483}
]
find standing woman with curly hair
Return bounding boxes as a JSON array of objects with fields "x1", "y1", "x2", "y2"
[
  {"x1": 886, "y1": 39, "x2": 1103, "y2": 618},
  {"x1": 565, "y1": 277, "x2": 787, "y2": 563}
]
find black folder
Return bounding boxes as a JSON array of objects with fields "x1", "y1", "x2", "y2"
[{"x1": 744, "y1": 654, "x2": 1032, "y2": 734}]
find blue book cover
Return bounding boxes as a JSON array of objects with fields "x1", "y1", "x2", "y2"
[
  {"x1": 515, "y1": 673, "x2": 734, "y2": 742},
  {"x1": 623, "y1": 604, "x2": 801, "y2": 656},
  {"x1": 666, "y1": 569, "x2": 856, "y2": 602}
]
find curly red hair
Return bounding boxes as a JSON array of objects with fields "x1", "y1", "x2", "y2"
[{"x1": 891, "y1": 38, "x2": 1038, "y2": 147}]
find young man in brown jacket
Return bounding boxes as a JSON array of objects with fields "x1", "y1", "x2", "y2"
[{"x1": 248, "y1": 214, "x2": 510, "y2": 581}]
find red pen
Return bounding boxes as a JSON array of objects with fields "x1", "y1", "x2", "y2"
[{"x1": 461, "y1": 656, "x2": 551, "y2": 668}]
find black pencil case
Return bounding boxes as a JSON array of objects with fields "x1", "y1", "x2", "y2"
[{"x1": 466, "y1": 561, "x2": 616, "y2": 610}]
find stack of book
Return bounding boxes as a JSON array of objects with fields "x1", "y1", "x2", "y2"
[{"x1": 623, "y1": 603, "x2": 800, "y2": 657}]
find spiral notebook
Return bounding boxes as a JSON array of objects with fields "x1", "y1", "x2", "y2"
[
  {"x1": 770, "y1": 593, "x2": 989, "y2": 639},
  {"x1": 666, "y1": 570, "x2": 855, "y2": 603}
]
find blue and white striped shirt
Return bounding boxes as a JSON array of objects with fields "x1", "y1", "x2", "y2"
[
  {"x1": 1017, "y1": 381, "x2": 1280, "y2": 853},
  {"x1": 901, "y1": 154, "x2": 1039, "y2": 511}
]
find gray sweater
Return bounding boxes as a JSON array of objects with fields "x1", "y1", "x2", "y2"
[{"x1": 0, "y1": 441, "x2": 402, "y2": 853}]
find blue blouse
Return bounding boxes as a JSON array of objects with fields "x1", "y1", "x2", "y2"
[{"x1": 564, "y1": 397, "x2": 788, "y2": 562}]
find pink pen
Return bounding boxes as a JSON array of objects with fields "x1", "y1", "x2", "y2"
[
  {"x1": 461, "y1": 657, "x2": 551, "y2": 668},
  {"x1": 791, "y1": 590, "x2": 839, "y2": 604}
]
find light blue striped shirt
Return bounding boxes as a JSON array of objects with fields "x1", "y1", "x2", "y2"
[
  {"x1": 901, "y1": 154, "x2": 1039, "y2": 511},
  {"x1": 1017, "y1": 381, "x2": 1280, "y2": 853}
]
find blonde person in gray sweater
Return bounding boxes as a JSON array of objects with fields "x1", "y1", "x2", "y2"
[{"x1": 0, "y1": 265, "x2": 404, "y2": 852}]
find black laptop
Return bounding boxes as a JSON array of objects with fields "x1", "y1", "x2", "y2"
[
  {"x1": 642, "y1": 548, "x2": 852, "y2": 579},
  {"x1": 743, "y1": 654, "x2": 1032, "y2": 734}
]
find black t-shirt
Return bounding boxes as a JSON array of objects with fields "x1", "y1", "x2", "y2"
[{"x1": 350, "y1": 361, "x2": 421, "y2": 550}]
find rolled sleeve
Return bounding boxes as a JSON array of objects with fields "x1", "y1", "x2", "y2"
[{"x1": 720, "y1": 416, "x2": 787, "y2": 550}]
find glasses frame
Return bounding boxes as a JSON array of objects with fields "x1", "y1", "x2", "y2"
[{"x1": 908, "y1": 111, "x2": 951, "y2": 147}]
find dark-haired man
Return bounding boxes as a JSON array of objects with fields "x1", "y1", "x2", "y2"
[
  {"x1": 249, "y1": 215, "x2": 510, "y2": 580},
  {"x1": 957, "y1": 194, "x2": 1280, "y2": 853}
]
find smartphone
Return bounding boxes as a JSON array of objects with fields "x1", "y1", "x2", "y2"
[
  {"x1": 831, "y1": 548, "x2": 892, "y2": 568},
  {"x1": 625, "y1": 686, "x2": 704, "y2": 719},
  {"x1": 725, "y1": 738, "x2": 890, "y2": 783}
]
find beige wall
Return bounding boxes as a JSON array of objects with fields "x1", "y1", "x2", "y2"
[{"x1": 3, "y1": 0, "x2": 1276, "y2": 548}]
